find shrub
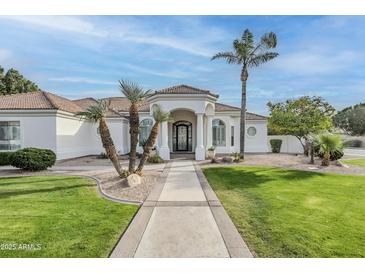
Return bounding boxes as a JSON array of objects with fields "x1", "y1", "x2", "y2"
[
  {"x1": 208, "y1": 146, "x2": 215, "y2": 151},
  {"x1": 147, "y1": 155, "x2": 165, "y2": 164},
  {"x1": 314, "y1": 135, "x2": 344, "y2": 162},
  {"x1": 10, "y1": 147, "x2": 56, "y2": 171},
  {"x1": 0, "y1": 152, "x2": 14, "y2": 166},
  {"x1": 230, "y1": 152, "x2": 241, "y2": 162},
  {"x1": 97, "y1": 152, "x2": 108, "y2": 159},
  {"x1": 270, "y1": 139, "x2": 282, "y2": 153}
]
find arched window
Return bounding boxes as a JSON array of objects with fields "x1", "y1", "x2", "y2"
[
  {"x1": 212, "y1": 119, "x2": 226, "y2": 146},
  {"x1": 139, "y1": 119, "x2": 153, "y2": 144}
]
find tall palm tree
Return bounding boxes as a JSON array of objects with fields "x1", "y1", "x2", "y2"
[
  {"x1": 318, "y1": 134, "x2": 343, "y2": 166},
  {"x1": 76, "y1": 100, "x2": 124, "y2": 177},
  {"x1": 119, "y1": 80, "x2": 151, "y2": 173},
  {"x1": 212, "y1": 29, "x2": 278, "y2": 159},
  {"x1": 136, "y1": 105, "x2": 171, "y2": 174}
]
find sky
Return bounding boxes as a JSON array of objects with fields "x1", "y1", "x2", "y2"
[{"x1": 0, "y1": 15, "x2": 364, "y2": 115}]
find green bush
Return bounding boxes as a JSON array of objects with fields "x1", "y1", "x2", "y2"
[
  {"x1": 313, "y1": 144, "x2": 344, "y2": 161},
  {"x1": 270, "y1": 139, "x2": 282, "y2": 153},
  {"x1": 147, "y1": 155, "x2": 165, "y2": 164},
  {"x1": 0, "y1": 152, "x2": 14, "y2": 166},
  {"x1": 10, "y1": 147, "x2": 56, "y2": 171},
  {"x1": 230, "y1": 152, "x2": 241, "y2": 162}
]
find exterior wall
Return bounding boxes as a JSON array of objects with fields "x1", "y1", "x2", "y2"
[
  {"x1": 267, "y1": 135, "x2": 304, "y2": 154},
  {"x1": 0, "y1": 111, "x2": 57, "y2": 153},
  {"x1": 56, "y1": 112, "x2": 126, "y2": 160}
]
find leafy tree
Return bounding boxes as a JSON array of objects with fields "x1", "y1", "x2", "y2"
[
  {"x1": 316, "y1": 134, "x2": 343, "y2": 166},
  {"x1": 333, "y1": 103, "x2": 365, "y2": 136},
  {"x1": 0, "y1": 66, "x2": 39, "y2": 95},
  {"x1": 135, "y1": 105, "x2": 171, "y2": 174},
  {"x1": 212, "y1": 29, "x2": 278, "y2": 159},
  {"x1": 119, "y1": 80, "x2": 151, "y2": 173},
  {"x1": 76, "y1": 100, "x2": 124, "y2": 178},
  {"x1": 267, "y1": 96, "x2": 335, "y2": 155}
]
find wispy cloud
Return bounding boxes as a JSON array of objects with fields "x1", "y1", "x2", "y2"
[
  {"x1": 49, "y1": 77, "x2": 116, "y2": 85},
  {"x1": 0, "y1": 48, "x2": 11, "y2": 62},
  {"x1": 122, "y1": 63, "x2": 189, "y2": 78}
]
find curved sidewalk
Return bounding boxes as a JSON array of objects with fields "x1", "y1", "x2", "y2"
[{"x1": 110, "y1": 160, "x2": 252, "y2": 258}]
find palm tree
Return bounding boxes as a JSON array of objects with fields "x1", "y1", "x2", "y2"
[
  {"x1": 119, "y1": 80, "x2": 152, "y2": 173},
  {"x1": 212, "y1": 29, "x2": 278, "y2": 159},
  {"x1": 76, "y1": 100, "x2": 124, "y2": 177},
  {"x1": 318, "y1": 134, "x2": 343, "y2": 166},
  {"x1": 135, "y1": 105, "x2": 171, "y2": 174}
]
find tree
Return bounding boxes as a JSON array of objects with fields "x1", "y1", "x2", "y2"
[
  {"x1": 333, "y1": 103, "x2": 365, "y2": 136},
  {"x1": 0, "y1": 66, "x2": 39, "y2": 95},
  {"x1": 316, "y1": 134, "x2": 343, "y2": 166},
  {"x1": 76, "y1": 100, "x2": 124, "y2": 178},
  {"x1": 135, "y1": 105, "x2": 171, "y2": 174},
  {"x1": 212, "y1": 29, "x2": 278, "y2": 159},
  {"x1": 119, "y1": 80, "x2": 151, "y2": 173},
  {"x1": 267, "y1": 96, "x2": 335, "y2": 155}
]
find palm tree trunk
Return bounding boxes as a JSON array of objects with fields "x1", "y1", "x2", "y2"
[
  {"x1": 135, "y1": 122, "x2": 160, "y2": 174},
  {"x1": 129, "y1": 103, "x2": 139, "y2": 173},
  {"x1": 240, "y1": 67, "x2": 248, "y2": 159},
  {"x1": 99, "y1": 118, "x2": 123, "y2": 177},
  {"x1": 322, "y1": 152, "x2": 330, "y2": 166}
]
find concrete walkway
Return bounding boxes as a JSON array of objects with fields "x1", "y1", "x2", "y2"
[{"x1": 111, "y1": 160, "x2": 252, "y2": 258}]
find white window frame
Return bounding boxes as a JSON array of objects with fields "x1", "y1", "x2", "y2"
[
  {"x1": 139, "y1": 118, "x2": 154, "y2": 144},
  {"x1": 212, "y1": 119, "x2": 226, "y2": 147},
  {"x1": 0, "y1": 121, "x2": 21, "y2": 151}
]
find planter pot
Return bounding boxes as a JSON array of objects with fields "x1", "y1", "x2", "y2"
[{"x1": 207, "y1": 150, "x2": 216, "y2": 159}]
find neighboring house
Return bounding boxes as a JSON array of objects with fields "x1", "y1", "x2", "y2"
[{"x1": 0, "y1": 84, "x2": 268, "y2": 160}]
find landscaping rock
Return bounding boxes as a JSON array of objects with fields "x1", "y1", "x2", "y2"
[
  {"x1": 126, "y1": 174, "x2": 142, "y2": 187},
  {"x1": 222, "y1": 156, "x2": 234, "y2": 163}
]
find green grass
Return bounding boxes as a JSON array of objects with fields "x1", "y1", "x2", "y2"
[
  {"x1": 0, "y1": 176, "x2": 139, "y2": 258},
  {"x1": 342, "y1": 158, "x2": 365, "y2": 168},
  {"x1": 203, "y1": 166, "x2": 365, "y2": 258}
]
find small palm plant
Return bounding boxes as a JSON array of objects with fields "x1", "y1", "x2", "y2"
[
  {"x1": 135, "y1": 105, "x2": 171, "y2": 174},
  {"x1": 76, "y1": 100, "x2": 124, "y2": 177},
  {"x1": 119, "y1": 80, "x2": 152, "y2": 173},
  {"x1": 317, "y1": 134, "x2": 343, "y2": 166},
  {"x1": 212, "y1": 29, "x2": 278, "y2": 159}
]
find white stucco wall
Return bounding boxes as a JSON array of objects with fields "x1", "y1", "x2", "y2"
[
  {"x1": 267, "y1": 135, "x2": 304, "y2": 154},
  {"x1": 0, "y1": 111, "x2": 57, "y2": 152}
]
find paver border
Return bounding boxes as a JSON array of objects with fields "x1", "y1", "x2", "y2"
[
  {"x1": 194, "y1": 162, "x2": 253, "y2": 258},
  {"x1": 109, "y1": 162, "x2": 172, "y2": 258}
]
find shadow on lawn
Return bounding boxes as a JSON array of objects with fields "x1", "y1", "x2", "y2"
[
  {"x1": 0, "y1": 176, "x2": 86, "y2": 187},
  {"x1": 205, "y1": 166, "x2": 326, "y2": 190},
  {"x1": 0, "y1": 183, "x2": 93, "y2": 199}
]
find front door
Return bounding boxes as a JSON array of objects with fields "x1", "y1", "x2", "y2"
[
  {"x1": 173, "y1": 121, "x2": 192, "y2": 152},
  {"x1": 177, "y1": 125, "x2": 188, "y2": 151}
]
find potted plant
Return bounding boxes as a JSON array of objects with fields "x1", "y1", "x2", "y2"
[{"x1": 207, "y1": 146, "x2": 216, "y2": 159}]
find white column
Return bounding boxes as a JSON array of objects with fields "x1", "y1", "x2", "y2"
[
  {"x1": 206, "y1": 115, "x2": 213, "y2": 149},
  {"x1": 158, "y1": 121, "x2": 170, "y2": 160},
  {"x1": 195, "y1": 113, "x2": 205, "y2": 160}
]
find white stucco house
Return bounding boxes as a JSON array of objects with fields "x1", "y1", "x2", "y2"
[{"x1": 0, "y1": 84, "x2": 269, "y2": 160}]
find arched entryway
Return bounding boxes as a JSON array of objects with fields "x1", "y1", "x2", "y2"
[{"x1": 173, "y1": 121, "x2": 192, "y2": 152}]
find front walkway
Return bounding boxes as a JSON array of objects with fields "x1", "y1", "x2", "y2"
[{"x1": 111, "y1": 160, "x2": 252, "y2": 258}]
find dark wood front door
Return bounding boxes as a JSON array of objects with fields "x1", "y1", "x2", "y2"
[{"x1": 173, "y1": 121, "x2": 192, "y2": 152}]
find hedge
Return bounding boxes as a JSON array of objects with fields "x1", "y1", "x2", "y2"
[
  {"x1": 0, "y1": 152, "x2": 14, "y2": 166},
  {"x1": 10, "y1": 147, "x2": 56, "y2": 171},
  {"x1": 270, "y1": 139, "x2": 283, "y2": 153}
]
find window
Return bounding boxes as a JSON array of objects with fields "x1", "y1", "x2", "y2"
[
  {"x1": 212, "y1": 119, "x2": 226, "y2": 146},
  {"x1": 139, "y1": 119, "x2": 153, "y2": 144},
  {"x1": 231, "y1": 126, "x2": 234, "y2": 146},
  {"x1": 0, "y1": 121, "x2": 21, "y2": 151},
  {"x1": 247, "y1": 126, "x2": 257, "y2": 136}
]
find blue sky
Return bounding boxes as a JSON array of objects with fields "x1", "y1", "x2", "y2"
[{"x1": 0, "y1": 16, "x2": 364, "y2": 114}]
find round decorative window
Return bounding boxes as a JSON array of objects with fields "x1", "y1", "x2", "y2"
[{"x1": 247, "y1": 127, "x2": 257, "y2": 136}]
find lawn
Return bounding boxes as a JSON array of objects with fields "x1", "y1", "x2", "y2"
[
  {"x1": 342, "y1": 158, "x2": 365, "y2": 168},
  {"x1": 0, "y1": 176, "x2": 138, "y2": 258},
  {"x1": 203, "y1": 166, "x2": 365, "y2": 258}
]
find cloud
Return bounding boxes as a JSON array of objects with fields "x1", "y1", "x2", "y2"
[
  {"x1": 49, "y1": 77, "x2": 116, "y2": 85},
  {"x1": 122, "y1": 63, "x2": 189, "y2": 78},
  {"x1": 0, "y1": 48, "x2": 11, "y2": 62}
]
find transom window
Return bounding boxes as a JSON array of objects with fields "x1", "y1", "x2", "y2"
[
  {"x1": 139, "y1": 119, "x2": 153, "y2": 144},
  {"x1": 0, "y1": 121, "x2": 21, "y2": 151},
  {"x1": 212, "y1": 119, "x2": 226, "y2": 146}
]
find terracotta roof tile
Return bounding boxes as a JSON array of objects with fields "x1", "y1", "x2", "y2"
[{"x1": 153, "y1": 84, "x2": 219, "y2": 98}]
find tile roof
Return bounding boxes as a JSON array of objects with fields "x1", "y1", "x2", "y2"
[
  {"x1": 215, "y1": 102, "x2": 267, "y2": 120},
  {"x1": 153, "y1": 84, "x2": 219, "y2": 98},
  {"x1": 100, "y1": 97, "x2": 150, "y2": 112},
  {"x1": 72, "y1": 98, "x2": 122, "y2": 117}
]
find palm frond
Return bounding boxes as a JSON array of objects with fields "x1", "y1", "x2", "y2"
[
  {"x1": 75, "y1": 99, "x2": 108, "y2": 123},
  {"x1": 242, "y1": 29, "x2": 254, "y2": 48},
  {"x1": 211, "y1": 51, "x2": 239, "y2": 64},
  {"x1": 152, "y1": 105, "x2": 172, "y2": 123},
  {"x1": 118, "y1": 80, "x2": 152, "y2": 103},
  {"x1": 249, "y1": 52, "x2": 279, "y2": 68},
  {"x1": 260, "y1": 32, "x2": 277, "y2": 49},
  {"x1": 318, "y1": 134, "x2": 343, "y2": 153}
]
